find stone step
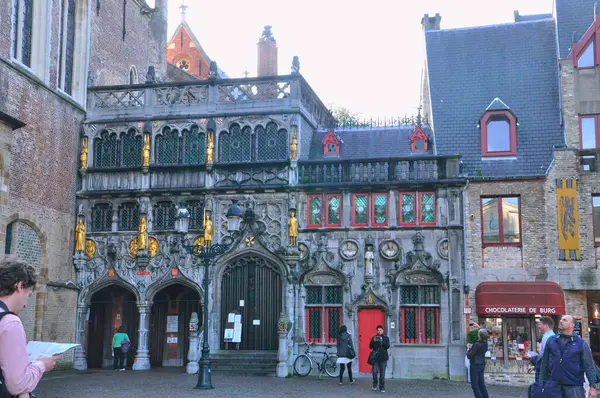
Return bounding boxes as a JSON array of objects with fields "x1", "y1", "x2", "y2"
[{"x1": 208, "y1": 351, "x2": 278, "y2": 375}]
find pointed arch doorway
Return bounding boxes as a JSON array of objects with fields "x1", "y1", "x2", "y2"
[{"x1": 220, "y1": 256, "x2": 282, "y2": 350}]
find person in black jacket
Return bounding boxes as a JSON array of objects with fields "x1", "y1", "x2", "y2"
[
  {"x1": 336, "y1": 325, "x2": 355, "y2": 385},
  {"x1": 369, "y1": 325, "x2": 390, "y2": 393},
  {"x1": 466, "y1": 328, "x2": 489, "y2": 398}
]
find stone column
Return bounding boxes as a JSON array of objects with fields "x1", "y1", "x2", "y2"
[
  {"x1": 277, "y1": 331, "x2": 288, "y2": 377},
  {"x1": 73, "y1": 304, "x2": 89, "y2": 370},
  {"x1": 186, "y1": 330, "x2": 200, "y2": 374},
  {"x1": 132, "y1": 302, "x2": 152, "y2": 370}
]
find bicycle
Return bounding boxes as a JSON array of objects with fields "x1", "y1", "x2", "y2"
[{"x1": 293, "y1": 342, "x2": 339, "y2": 378}]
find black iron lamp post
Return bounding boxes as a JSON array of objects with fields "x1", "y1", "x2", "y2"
[{"x1": 175, "y1": 199, "x2": 244, "y2": 390}]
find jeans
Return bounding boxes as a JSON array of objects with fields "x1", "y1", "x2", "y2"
[
  {"x1": 469, "y1": 365, "x2": 489, "y2": 398},
  {"x1": 113, "y1": 348, "x2": 125, "y2": 369},
  {"x1": 372, "y1": 360, "x2": 387, "y2": 390},
  {"x1": 339, "y1": 363, "x2": 353, "y2": 382},
  {"x1": 561, "y1": 385, "x2": 586, "y2": 398}
]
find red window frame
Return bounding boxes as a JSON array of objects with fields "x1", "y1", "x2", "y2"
[
  {"x1": 400, "y1": 307, "x2": 440, "y2": 345},
  {"x1": 572, "y1": 18, "x2": 600, "y2": 69},
  {"x1": 325, "y1": 307, "x2": 342, "y2": 343},
  {"x1": 371, "y1": 192, "x2": 389, "y2": 227},
  {"x1": 409, "y1": 126, "x2": 429, "y2": 151},
  {"x1": 399, "y1": 192, "x2": 437, "y2": 227},
  {"x1": 306, "y1": 308, "x2": 322, "y2": 343},
  {"x1": 325, "y1": 194, "x2": 342, "y2": 228},
  {"x1": 351, "y1": 193, "x2": 369, "y2": 227},
  {"x1": 480, "y1": 196, "x2": 522, "y2": 247},
  {"x1": 419, "y1": 192, "x2": 436, "y2": 226},
  {"x1": 306, "y1": 194, "x2": 322, "y2": 228},
  {"x1": 593, "y1": 195, "x2": 600, "y2": 246},
  {"x1": 305, "y1": 286, "x2": 343, "y2": 344},
  {"x1": 481, "y1": 110, "x2": 517, "y2": 157},
  {"x1": 401, "y1": 307, "x2": 419, "y2": 344},
  {"x1": 420, "y1": 307, "x2": 441, "y2": 344},
  {"x1": 322, "y1": 130, "x2": 340, "y2": 156},
  {"x1": 579, "y1": 115, "x2": 600, "y2": 149}
]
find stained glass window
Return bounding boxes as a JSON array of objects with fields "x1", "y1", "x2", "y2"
[
  {"x1": 326, "y1": 195, "x2": 341, "y2": 227},
  {"x1": 118, "y1": 202, "x2": 139, "y2": 231},
  {"x1": 156, "y1": 127, "x2": 180, "y2": 165},
  {"x1": 218, "y1": 124, "x2": 251, "y2": 163},
  {"x1": 400, "y1": 193, "x2": 416, "y2": 225},
  {"x1": 353, "y1": 194, "x2": 368, "y2": 226},
  {"x1": 307, "y1": 195, "x2": 321, "y2": 227},
  {"x1": 256, "y1": 122, "x2": 287, "y2": 161},
  {"x1": 373, "y1": 193, "x2": 388, "y2": 225},
  {"x1": 94, "y1": 131, "x2": 119, "y2": 168},
  {"x1": 305, "y1": 285, "x2": 343, "y2": 343},
  {"x1": 187, "y1": 200, "x2": 204, "y2": 230},
  {"x1": 154, "y1": 202, "x2": 176, "y2": 230},
  {"x1": 183, "y1": 125, "x2": 205, "y2": 164},
  {"x1": 121, "y1": 130, "x2": 142, "y2": 167},
  {"x1": 92, "y1": 204, "x2": 113, "y2": 231},
  {"x1": 420, "y1": 193, "x2": 435, "y2": 225},
  {"x1": 63, "y1": 0, "x2": 76, "y2": 94}
]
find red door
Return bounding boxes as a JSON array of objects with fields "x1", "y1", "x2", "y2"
[{"x1": 358, "y1": 308, "x2": 385, "y2": 373}]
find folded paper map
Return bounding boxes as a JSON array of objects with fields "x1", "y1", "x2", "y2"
[{"x1": 26, "y1": 341, "x2": 80, "y2": 363}]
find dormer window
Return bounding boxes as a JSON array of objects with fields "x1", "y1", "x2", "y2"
[
  {"x1": 409, "y1": 126, "x2": 429, "y2": 151},
  {"x1": 322, "y1": 130, "x2": 340, "y2": 156},
  {"x1": 481, "y1": 109, "x2": 517, "y2": 157},
  {"x1": 572, "y1": 18, "x2": 600, "y2": 69}
]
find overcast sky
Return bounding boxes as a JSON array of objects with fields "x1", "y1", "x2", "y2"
[{"x1": 154, "y1": 0, "x2": 553, "y2": 119}]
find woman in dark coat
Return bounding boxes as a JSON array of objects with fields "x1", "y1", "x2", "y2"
[
  {"x1": 336, "y1": 325, "x2": 355, "y2": 385},
  {"x1": 467, "y1": 328, "x2": 490, "y2": 398}
]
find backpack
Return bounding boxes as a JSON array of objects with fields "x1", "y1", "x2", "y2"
[
  {"x1": 120, "y1": 339, "x2": 131, "y2": 353},
  {"x1": 0, "y1": 301, "x2": 16, "y2": 398}
]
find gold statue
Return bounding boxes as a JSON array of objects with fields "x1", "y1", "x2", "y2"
[
  {"x1": 80, "y1": 137, "x2": 88, "y2": 170},
  {"x1": 149, "y1": 237, "x2": 159, "y2": 257},
  {"x1": 288, "y1": 210, "x2": 298, "y2": 246},
  {"x1": 203, "y1": 209, "x2": 213, "y2": 246},
  {"x1": 206, "y1": 131, "x2": 214, "y2": 164},
  {"x1": 129, "y1": 239, "x2": 138, "y2": 257},
  {"x1": 75, "y1": 218, "x2": 85, "y2": 252},
  {"x1": 85, "y1": 239, "x2": 96, "y2": 259},
  {"x1": 142, "y1": 134, "x2": 150, "y2": 167},
  {"x1": 290, "y1": 129, "x2": 298, "y2": 160},
  {"x1": 137, "y1": 215, "x2": 147, "y2": 251}
]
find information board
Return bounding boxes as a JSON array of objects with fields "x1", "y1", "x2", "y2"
[
  {"x1": 224, "y1": 311, "x2": 242, "y2": 344},
  {"x1": 166, "y1": 315, "x2": 179, "y2": 333}
]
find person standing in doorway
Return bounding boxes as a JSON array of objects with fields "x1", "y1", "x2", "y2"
[
  {"x1": 467, "y1": 328, "x2": 490, "y2": 398},
  {"x1": 112, "y1": 326, "x2": 130, "y2": 371},
  {"x1": 369, "y1": 325, "x2": 390, "y2": 393},
  {"x1": 336, "y1": 325, "x2": 355, "y2": 385}
]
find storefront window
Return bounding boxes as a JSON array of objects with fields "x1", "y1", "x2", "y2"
[
  {"x1": 480, "y1": 317, "x2": 504, "y2": 359},
  {"x1": 505, "y1": 317, "x2": 533, "y2": 360}
]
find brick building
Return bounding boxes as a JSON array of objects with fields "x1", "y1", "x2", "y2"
[{"x1": 0, "y1": 0, "x2": 168, "y2": 368}]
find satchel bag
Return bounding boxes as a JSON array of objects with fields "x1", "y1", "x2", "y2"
[
  {"x1": 120, "y1": 339, "x2": 132, "y2": 353},
  {"x1": 367, "y1": 350, "x2": 379, "y2": 366},
  {"x1": 346, "y1": 344, "x2": 356, "y2": 360},
  {"x1": 529, "y1": 380, "x2": 561, "y2": 398}
]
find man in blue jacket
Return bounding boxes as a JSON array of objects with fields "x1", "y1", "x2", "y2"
[{"x1": 540, "y1": 315, "x2": 598, "y2": 398}]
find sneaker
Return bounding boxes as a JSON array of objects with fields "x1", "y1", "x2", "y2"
[
  {"x1": 350, "y1": 379, "x2": 355, "y2": 384},
  {"x1": 380, "y1": 389, "x2": 385, "y2": 393},
  {"x1": 339, "y1": 381, "x2": 342, "y2": 385},
  {"x1": 373, "y1": 386, "x2": 378, "y2": 391},
  {"x1": 119, "y1": 368, "x2": 125, "y2": 371}
]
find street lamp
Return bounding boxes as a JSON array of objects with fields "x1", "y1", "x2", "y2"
[{"x1": 175, "y1": 200, "x2": 243, "y2": 390}]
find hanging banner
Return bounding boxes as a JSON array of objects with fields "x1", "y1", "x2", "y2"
[{"x1": 556, "y1": 178, "x2": 580, "y2": 260}]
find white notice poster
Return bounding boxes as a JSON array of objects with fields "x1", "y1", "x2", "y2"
[
  {"x1": 228, "y1": 313, "x2": 235, "y2": 323},
  {"x1": 234, "y1": 314, "x2": 242, "y2": 324},
  {"x1": 167, "y1": 337, "x2": 178, "y2": 344},
  {"x1": 233, "y1": 322, "x2": 242, "y2": 343},
  {"x1": 166, "y1": 315, "x2": 178, "y2": 333},
  {"x1": 253, "y1": 319, "x2": 260, "y2": 326},
  {"x1": 224, "y1": 329, "x2": 234, "y2": 340},
  {"x1": 239, "y1": 300, "x2": 244, "y2": 307},
  {"x1": 27, "y1": 341, "x2": 80, "y2": 363}
]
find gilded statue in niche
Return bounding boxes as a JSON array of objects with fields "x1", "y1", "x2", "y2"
[
  {"x1": 80, "y1": 137, "x2": 88, "y2": 170},
  {"x1": 142, "y1": 134, "x2": 150, "y2": 167},
  {"x1": 129, "y1": 239, "x2": 138, "y2": 257},
  {"x1": 148, "y1": 237, "x2": 159, "y2": 257},
  {"x1": 290, "y1": 129, "x2": 298, "y2": 160},
  {"x1": 204, "y1": 210, "x2": 213, "y2": 246},
  {"x1": 75, "y1": 218, "x2": 85, "y2": 252},
  {"x1": 288, "y1": 210, "x2": 298, "y2": 246},
  {"x1": 85, "y1": 239, "x2": 96, "y2": 259},
  {"x1": 206, "y1": 131, "x2": 214, "y2": 164},
  {"x1": 137, "y1": 215, "x2": 148, "y2": 250}
]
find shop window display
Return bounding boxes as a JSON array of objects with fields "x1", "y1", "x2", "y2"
[
  {"x1": 480, "y1": 318, "x2": 503, "y2": 359},
  {"x1": 505, "y1": 318, "x2": 532, "y2": 360}
]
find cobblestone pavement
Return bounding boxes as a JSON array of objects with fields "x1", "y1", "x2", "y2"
[{"x1": 34, "y1": 368, "x2": 529, "y2": 397}]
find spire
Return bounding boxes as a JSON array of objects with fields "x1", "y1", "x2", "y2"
[
  {"x1": 416, "y1": 105, "x2": 423, "y2": 127},
  {"x1": 179, "y1": 0, "x2": 188, "y2": 22}
]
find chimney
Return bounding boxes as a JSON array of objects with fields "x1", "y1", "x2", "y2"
[
  {"x1": 421, "y1": 13, "x2": 442, "y2": 32},
  {"x1": 257, "y1": 25, "x2": 278, "y2": 77}
]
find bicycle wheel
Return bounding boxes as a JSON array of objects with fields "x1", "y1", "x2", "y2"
[
  {"x1": 293, "y1": 354, "x2": 312, "y2": 377},
  {"x1": 324, "y1": 356, "x2": 339, "y2": 378}
]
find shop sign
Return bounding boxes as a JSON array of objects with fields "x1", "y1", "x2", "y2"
[{"x1": 483, "y1": 306, "x2": 558, "y2": 315}]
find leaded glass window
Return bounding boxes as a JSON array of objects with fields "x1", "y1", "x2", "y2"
[
  {"x1": 120, "y1": 130, "x2": 142, "y2": 167},
  {"x1": 326, "y1": 194, "x2": 341, "y2": 227},
  {"x1": 183, "y1": 125, "x2": 205, "y2": 164},
  {"x1": 92, "y1": 203, "x2": 113, "y2": 231},
  {"x1": 400, "y1": 192, "x2": 436, "y2": 227},
  {"x1": 61, "y1": 0, "x2": 76, "y2": 94},
  {"x1": 256, "y1": 122, "x2": 287, "y2": 161},
  {"x1": 400, "y1": 193, "x2": 416, "y2": 225},
  {"x1": 118, "y1": 202, "x2": 139, "y2": 231},
  {"x1": 94, "y1": 131, "x2": 119, "y2": 168},
  {"x1": 372, "y1": 193, "x2": 388, "y2": 226},
  {"x1": 156, "y1": 127, "x2": 180, "y2": 165},
  {"x1": 400, "y1": 285, "x2": 440, "y2": 344},
  {"x1": 420, "y1": 193, "x2": 435, "y2": 225},
  {"x1": 187, "y1": 200, "x2": 204, "y2": 230},
  {"x1": 305, "y1": 285, "x2": 343, "y2": 343},
  {"x1": 218, "y1": 124, "x2": 251, "y2": 163},
  {"x1": 154, "y1": 202, "x2": 176, "y2": 230},
  {"x1": 352, "y1": 194, "x2": 368, "y2": 226},
  {"x1": 12, "y1": 0, "x2": 34, "y2": 67},
  {"x1": 307, "y1": 195, "x2": 321, "y2": 227}
]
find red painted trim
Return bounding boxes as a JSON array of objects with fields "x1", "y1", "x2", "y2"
[
  {"x1": 325, "y1": 307, "x2": 342, "y2": 343},
  {"x1": 481, "y1": 110, "x2": 517, "y2": 157},
  {"x1": 575, "y1": 38, "x2": 596, "y2": 69},
  {"x1": 322, "y1": 130, "x2": 340, "y2": 155},
  {"x1": 418, "y1": 192, "x2": 437, "y2": 226},
  {"x1": 410, "y1": 126, "x2": 429, "y2": 151},
  {"x1": 306, "y1": 194, "x2": 322, "y2": 228},
  {"x1": 593, "y1": 195, "x2": 600, "y2": 245},
  {"x1": 572, "y1": 18, "x2": 600, "y2": 68},
  {"x1": 399, "y1": 192, "x2": 417, "y2": 226},
  {"x1": 371, "y1": 192, "x2": 388, "y2": 227},
  {"x1": 306, "y1": 308, "x2": 322, "y2": 343},
  {"x1": 325, "y1": 194, "x2": 342, "y2": 228},
  {"x1": 351, "y1": 193, "x2": 369, "y2": 227},
  {"x1": 579, "y1": 114, "x2": 600, "y2": 149},
  {"x1": 480, "y1": 196, "x2": 522, "y2": 247},
  {"x1": 401, "y1": 307, "x2": 418, "y2": 344}
]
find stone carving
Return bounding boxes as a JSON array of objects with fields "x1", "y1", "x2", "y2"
[
  {"x1": 437, "y1": 238, "x2": 449, "y2": 260},
  {"x1": 298, "y1": 242, "x2": 309, "y2": 261},
  {"x1": 288, "y1": 210, "x2": 298, "y2": 246},
  {"x1": 387, "y1": 232, "x2": 444, "y2": 289},
  {"x1": 85, "y1": 239, "x2": 96, "y2": 259},
  {"x1": 365, "y1": 244, "x2": 375, "y2": 277},
  {"x1": 305, "y1": 273, "x2": 342, "y2": 285},
  {"x1": 347, "y1": 285, "x2": 390, "y2": 318},
  {"x1": 214, "y1": 167, "x2": 289, "y2": 187},
  {"x1": 80, "y1": 137, "x2": 88, "y2": 170},
  {"x1": 379, "y1": 239, "x2": 400, "y2": 261},
  {"x1": 209, "y1": 61, "x2": 218, "y2": 79},
  {"x1": 289, "y1": 193, "x2": 297, "y2": 210},
  {"x1": 301, "y1": 233, "x2": 347, "y2": 289},
  {"x1": 339, "y1": 240, "x2": 359, "y2": 261},
  {"x1": 75, "y1": 218, "x2": 85, "y2": 252},
  {"x1": 291, "y1": 56, "x2": 300, "y2": 75}
]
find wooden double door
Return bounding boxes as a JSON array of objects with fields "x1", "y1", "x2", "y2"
[{"x1": 220, "y1": 256, "x2": 282, "y2": 350}]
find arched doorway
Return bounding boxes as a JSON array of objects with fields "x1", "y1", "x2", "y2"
[
  {"x1": 149, "y1": 284, "x2": 201, "y2": 367},
  {"x1": 220, "y1": 256, "x2": 282, "y2": 351},
  {"x1": 87, "y1": 285, "x2": 139, "y2": 369}
]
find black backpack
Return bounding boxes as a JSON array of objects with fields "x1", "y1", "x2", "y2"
[{"x1": 0, "y1": 301, "x2": 15, "y2": 398}]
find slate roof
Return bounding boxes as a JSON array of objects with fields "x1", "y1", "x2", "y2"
[
  {"x1": 556, "y1": 0, "x2": 597, "y2": 58},
  {"x1": 308, "y1": 126, "x2": 433, "y2": 160},
  {"x1": 425, "y1": 19, "x2": 563, "y2": 179}
]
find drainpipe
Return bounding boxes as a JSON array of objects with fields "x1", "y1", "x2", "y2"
[
  {"x1": 463, "y1": 180, "x2": 471, "y2": 337},
  {"x1": 446, "y1": 271, "x2": 451, "y2": 381}
]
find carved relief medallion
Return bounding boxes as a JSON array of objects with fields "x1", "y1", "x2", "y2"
[
  {"x1": 379, "y1": 239, "x2": 400, "y2": 261},
  {"x1": 339, "y1": 240, "x2": 359, "y2": 261},
  {"x1": 437, "y1": 238, "x2": 449, "y2": 260},
  {"x1": 298, "y1": 242, "x2": 309, "y2": 261}
]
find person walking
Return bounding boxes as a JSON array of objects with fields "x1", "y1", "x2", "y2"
[
  {"x1": 369, "y1": 325, "x2": 390, "y2": 393},
  {"x1": 539, "y1": 315, "x2": 599, "y2": 398},
  {"x1": 0, "y1": 258, "x2": 60, "y2": 397},
  {"x1": 336, "y1": 325, "x2": 355, "y2": 385},
  {"x1": 530, "y1": 316, "x2": 555, "y2": 382},
  {"x1": 112, "y1": 326, "x2": 130, "y2": 371},
  {"x1": 467, "y1": 328, "x2": 490, "y2": 398}
]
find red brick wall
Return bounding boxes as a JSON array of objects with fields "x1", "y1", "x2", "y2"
[{"x1": 167, "y1": 25, "x2": 210, "y2": 80}]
